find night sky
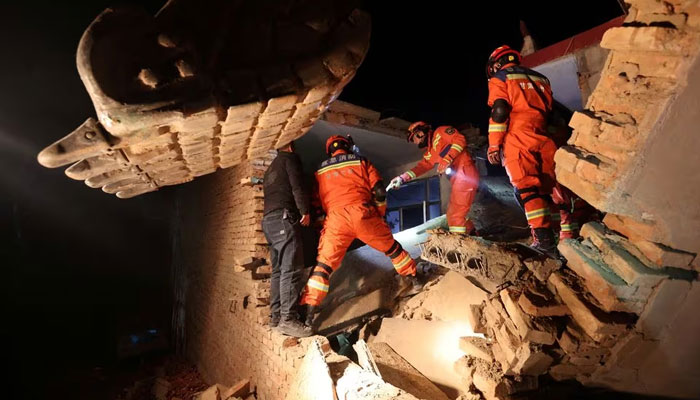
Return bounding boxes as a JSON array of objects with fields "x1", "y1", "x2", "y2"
[
  {"x1": 341, "y1": 1, "x2": 624, "y2": 127},
  {"x1": 0, "y1": 1, "x2": 622, "y2": 398}
]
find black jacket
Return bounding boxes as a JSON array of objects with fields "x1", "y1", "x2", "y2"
[{"x1": 263, "y1": 151, "x2": 310, "y2": 216}]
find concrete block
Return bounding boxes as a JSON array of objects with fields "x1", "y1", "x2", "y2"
[
  {"x1": 512, "y1": 345, "x2": 553, "y2": 376},
  {"x1": 606, "y1": 332, "x2": 658, "y2": 370},
  {"x1": 197, "y1": 385, "x2": 219, "y2": 400},
  {"x1": 417, "y1": 271, "x2": 489, "y2": 326},
  {"x1": 472, "y1": 365, "x2": 538, "y2": 400},
  {"x1": 523, "y1": 257, "x2": 561, "y2": 282},
  {"x1": 493, "y1": 323, "x2": 520, "y2": 369},
  {"x1": 518, "y1": 287, "x2": 570, "y2": 317},
  {"x1": 580, "y1": 222, "x2": 666, "y2": 288},
  {"x1": 558, "y1": 329, "x2": 580, "y2": 355},
  {"x1": 637, "y1": 278, "x2": 692, "y2": 339},
  {"x1": 630, "y1": 238, "x2": 695, "y2": 270},
  {"x1": 611, "y1": 50, "x2": 684, "y2": 80},
  {"x1": 558, "y1": 238, "x2": 644, "y2": 314},
  {"x1": 489, "y1": 341, "x2": 512, "y2": 376},
  {"x1": 469, "y1": 304, "x2": 486, "y2": 334},
  {"x1": 373, "y1": 318, "x2": 482, "y2": 396},
  {"x1": 459, "y1": 337, "x2": 493, "y2": 363},
  {"x1": 369, "y1": 342, "x2": 450, "y2": 400},
  {"x1": 548, "y1": 271, "x2": 629, "y2": 342},
  {"x1": 568, "y1": 111, "x2": 601, "y2": 136},
  {"x1": 454, "y1": 356, "x2": 476, "y2": 389},
  {"x1": 601, "y1": 26, "x2": 697, "y2": 55},
  {"x1": 603, "y1": 213, "x2": 665, "y2": 243},
  {"x1": 553, "y1": 146, "x2": 580, "y2": 173},
  {"x1": 574, "y1": 155, "x2": 616, "y2": 186},
  {"x1": 554, "y1": 168, "x2": 606, "y2": 211},
  {"x1": 499, "y1": 289, "x2": 555, "y2": 345}
]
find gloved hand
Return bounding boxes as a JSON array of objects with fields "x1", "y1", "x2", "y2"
[
  {"x1": 487, "y1": 145, "x2": 501, "y2": 165},
  {"x1": 437, "y1": 159, "x2": 451, "y2": 174},
  {"x1": 387, "y1": 176, "x2": 404, "y2": 191}
]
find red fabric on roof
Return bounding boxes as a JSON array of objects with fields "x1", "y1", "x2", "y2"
[{"x1": 521, "y1": 16, "x2": 625, "y2": 68}]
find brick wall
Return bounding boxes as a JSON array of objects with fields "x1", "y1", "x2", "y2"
[
  {"x1": 549, "y1": 1, "x2": 700, "y2": 397},
  {"x1": 177, "y1": 154, "x2": 323, "y2": 400}
]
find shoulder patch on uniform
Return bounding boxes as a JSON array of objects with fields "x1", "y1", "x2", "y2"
[{"x1": 445, "y1": 127, "x2": 455, "y2": 135}]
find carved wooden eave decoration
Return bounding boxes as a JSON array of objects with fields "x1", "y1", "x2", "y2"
[{"x1": 37, "y1": 0, "x2": 370, "y2": 198}]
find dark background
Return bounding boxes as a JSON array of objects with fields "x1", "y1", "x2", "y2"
[{"x1": 0, "y1": 1, "x2": 622, "y2": 398}]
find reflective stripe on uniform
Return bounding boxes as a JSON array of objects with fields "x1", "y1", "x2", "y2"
[
  {"x1": 395, "y1": 258, "x2": 415, "y2": 275},
  {"x1": 317, "y1": 160, "x2": 361, "y2": 175},
  {"x1": 561, "y1": 223, "x2": 579, "y2": 232},
  {"x1": 526, "y1": 208, "x2": 550, "y2": 221},
  {"x1": 433, "y1": 134, "x2": 441, "y2": 148},
  {"x1": 488, "y1": 123, "x2": 507, "y2": 132},
  {"x1": 307, "y1": 279, "x2": 329, "y2": 293},
  {"x1": 392, "y1": 253, "x2": 412, "y2": 269},
  {"x1": 506, "y1": 74, "x2": 548, "y2": 83},
  {"x1": 449, "y1": 226, "x2": 467, "y2": 233},
  {"x1": 450, "y1": 144, "x2": 464, "y2": 152}
]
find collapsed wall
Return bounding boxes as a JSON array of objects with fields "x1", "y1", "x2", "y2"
[
  {"x1": 414, "y1": 2, "x2": 700, "y2": 398},
  {"x1": 416, "y1": 228, "x2": 697, "y2": 399},
  {"x1": 550, "y1": 0, "x2": 700, "y2": 397},
  {"x1": 37, "y1": 0, "x2": 370, "y2": 199}
]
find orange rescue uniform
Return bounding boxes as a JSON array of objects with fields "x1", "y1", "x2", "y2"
[
  {"x1": 400, "y1": 126, "x2": 479, "y2": 233},
  {"x1": 488, "y1": 65, "x2": 556, "y2": 230},
  {"x1": 299, "y1": 151, "x2": 416, "y2": 307}
]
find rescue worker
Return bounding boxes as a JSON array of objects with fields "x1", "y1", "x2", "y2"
[
  {"x1": 485, "y1": 45, "x2": 558, "y2": 253},
  {"x1": 299, "y1": 135, "x2": 420, "y2": 326},
  {"x1": 547, "y1": 101, "x2": 601, "y2": 240},
  {"x1": 388, "y1": 122, "x2": 480, "y2": 235},
  {"x1": 552, "y1": 184, "x2": 600, "y2": 239},
  {"x1": 262, "y1": 141, "x2": 312, "y2": 338}
]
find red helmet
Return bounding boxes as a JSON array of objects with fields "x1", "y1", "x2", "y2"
[
  {"x1": 325, "y1": 135, "x2": 353, "y2": 156},
  {"x1": 487, "y1": 45, "x2": 522, "y2": 78},
  {"x1": 407, "y1": 121, "x2": 432, "y2": 148}
]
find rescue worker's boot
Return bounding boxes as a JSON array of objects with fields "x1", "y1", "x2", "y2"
[
  {"x1": 531, "y1": 228, "x2": 558, "y2": 258},
  {"x1": 397, "y1": 273, "x2": 424, "y2": 297},
  {"x1": 303, "y1": 305, "x2": 317, "y2": 329},
  {"x1": 278, "y1": 317, "x2": 312, "y2": 338}
]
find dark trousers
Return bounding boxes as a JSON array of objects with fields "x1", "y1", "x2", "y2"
[{"x1": 262, "y1": 210, "x2": 306, "y2": 321}]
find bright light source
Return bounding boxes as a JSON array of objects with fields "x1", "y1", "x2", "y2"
[
  {"x1": 445, "y1": 167, "x2": 453, "y2": 176},
  {"x1": 433, "y1": 321, "x2": 484, "y2": 364}
]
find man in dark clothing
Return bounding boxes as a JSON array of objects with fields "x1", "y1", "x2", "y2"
[{"x1": 262, "y1": 141, "x2": 312, "y2": 338}]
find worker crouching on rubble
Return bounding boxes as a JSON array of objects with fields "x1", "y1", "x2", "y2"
[
  {"x1": 262, "y1": 141, "x2": 313, "y2": 338},
  {"x1": 388, "y1": 122, "x2": 480, "y2": 235},
  {"x1": 485, "y1": 45, "x2": 561, "y2": 254},
  {"x1": 299, "y1": 135, "x2": 422, "y2": 328}
]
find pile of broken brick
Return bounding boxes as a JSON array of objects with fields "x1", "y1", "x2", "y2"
[{"x1": 419, "y1": 223, "x2": 695, "y2": 400}]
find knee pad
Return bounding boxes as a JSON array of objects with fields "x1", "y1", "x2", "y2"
[{"x1": 514, "y1": 186, "x2": 540, "y2": 208}]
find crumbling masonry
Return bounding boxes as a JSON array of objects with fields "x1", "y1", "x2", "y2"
[
  {"x1": 37, "y1": 0, "x2": 370, "y2": 198},
  {"x1": 418, "y1": 1, "x2": 700, "y2": 398}
]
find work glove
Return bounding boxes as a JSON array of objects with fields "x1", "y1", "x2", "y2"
[
  {"x1": 437, "y1": 159, "x2": 451, "y2": 175},
  {"x1": 387, "y1": 176, "x2": 404, "y2": 191},
  {"x1": 487, "y1": 145, "x2": 501, "y2": 165}
]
